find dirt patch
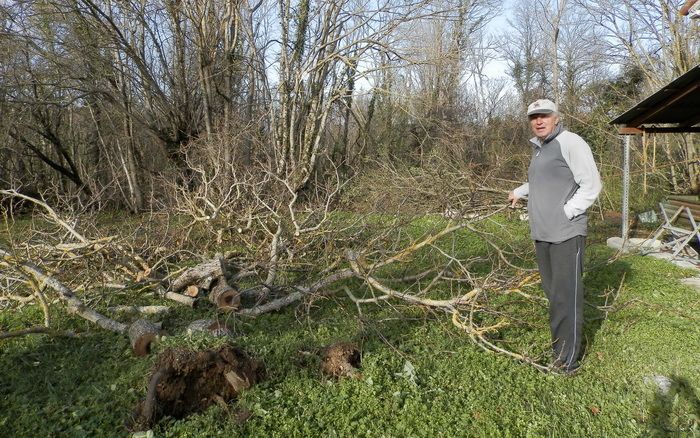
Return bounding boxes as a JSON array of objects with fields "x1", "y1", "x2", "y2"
[
  {"x1": 320, "y1": 342, "x2": 361, "y2": 377},
  {"x1": 127, "y1": 345, "x2": 264, "y2": 431}
]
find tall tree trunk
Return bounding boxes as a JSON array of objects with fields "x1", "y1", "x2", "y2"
[
  {"x1": 123, "y1": 115, "x2": 144, "y2": 212},
  {"x1": 685, "y1": 134, "x2": 698, "y2": 193},
  {"x1": 664, "y1": 136, "x2": 678, "y2": 192}
]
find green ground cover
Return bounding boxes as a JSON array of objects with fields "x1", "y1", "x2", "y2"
[{"x1": 1, "y1": 216, "x2": 699, "y2": 437}]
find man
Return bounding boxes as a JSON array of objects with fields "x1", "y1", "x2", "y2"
[{"x1": 508, "y1": 99, "x2": 602, "y2": 375}]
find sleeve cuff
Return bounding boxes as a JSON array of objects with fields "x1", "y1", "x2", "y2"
[
  {"x1": 513, "y1": 185, "x2": 528, "y2": 199},
  {"x1": 563, "y1": 204, "x2": 574, "y2": 220}
]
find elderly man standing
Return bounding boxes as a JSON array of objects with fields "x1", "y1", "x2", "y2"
[{"x1": 508, "y1": 99, "x2": 602, "y2": 375}]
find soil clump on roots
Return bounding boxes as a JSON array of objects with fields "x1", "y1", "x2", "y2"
[
  {"x1": 127, "y1": 345, "x2": 264, "y2": 431},
  {"x1": 320, "y1": 342, "x2": 361, "y2": 377}
]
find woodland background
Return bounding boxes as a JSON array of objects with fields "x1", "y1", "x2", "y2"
[{"x1": 1, "y1": 0, "x2": 698, "y2": 215}]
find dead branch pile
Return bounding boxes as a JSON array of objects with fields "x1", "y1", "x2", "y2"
[
  {"x1": 1, "y1": 166, "x2": 556, "y2": 372},
  {"x1": 342, "y1": 155, "x2": 517, "y2": 216}
]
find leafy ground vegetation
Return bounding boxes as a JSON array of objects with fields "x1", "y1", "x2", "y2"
[{"x1": 1, "y1": 212, "x2": 699, "y2": 437}]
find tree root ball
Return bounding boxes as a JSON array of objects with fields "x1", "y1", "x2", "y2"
[
  {"x1": 127, "y1": 345, "x2": 264, "y2": 431},
  {"x1": 320, "y1": 342, "x2": 361, "y2": 377}
]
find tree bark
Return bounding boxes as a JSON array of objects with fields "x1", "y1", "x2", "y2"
[
  {"x1": 209, "y1": 279, "x2": 240, "y2": 310},
  {"x1": 128, "y1": 319, "x2": 160, "y2": 357}
]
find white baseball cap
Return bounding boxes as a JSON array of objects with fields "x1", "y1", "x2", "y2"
[{"x1": 527, "y1": 99, "x2": 558, "y2": 116}]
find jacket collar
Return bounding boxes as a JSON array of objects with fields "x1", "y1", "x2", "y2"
[{"x1": 530, "y1": 123, "x2": 563, "y2": 147}]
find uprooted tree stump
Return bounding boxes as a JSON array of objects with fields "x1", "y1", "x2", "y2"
[
  {"x1": 186, "y1": 319, "x2": 232, "y2": 337},
  {"x1": 320, "y1": 342, "x2": 361, "y2": 378},
  {"x1": 127, "y1": 345, "x2": 264, "y2": 431},
  {"x1": 128, "y1": 319, "x2": 160, "y2": 357}
]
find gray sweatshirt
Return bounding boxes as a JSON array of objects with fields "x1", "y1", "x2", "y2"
[{"x1": 513, "y1": 125, "x2": 602, "y2": 242}]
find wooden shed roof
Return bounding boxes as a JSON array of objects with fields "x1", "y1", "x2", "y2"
[{"x1": 610, "y1": 64, "x2": 700, "y2": 134}]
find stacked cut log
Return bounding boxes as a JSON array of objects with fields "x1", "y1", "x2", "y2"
[
  {"x1": 171, "y1": 259, "x2": 222, "y2": 293},
  {"x1": 169, "y1": 256, "x2": 241, "y2": 311}
]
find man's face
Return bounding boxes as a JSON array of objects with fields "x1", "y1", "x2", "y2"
[{"x1": 529, "y1": 112, "x2": 559, "y2": 140}]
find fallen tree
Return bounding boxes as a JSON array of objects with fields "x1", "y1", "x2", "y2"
[{"x1": 0, "y1": 164, "x2": 571, "y2": 372}]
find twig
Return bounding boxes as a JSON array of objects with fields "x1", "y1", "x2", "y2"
[
  {"x1": 0, "y1": 326, "x2": 51, "y2": 339},
  {"x1": 0, "y1": 294, "x2": 36, "y2": 304},
  {"x1": 238, "y1": 268, "x2": 355, "y2": 316},
  {"x1": 0, "y1": 189, "x2": 88, "y2": 243},
  {"x1": 33, "y1": 282, "x2": 51, "y2": 327},
  {"x1": 451, "y1": 309, "x2": 550, "y2": 373},
  {"x1": 0, "y1": 326, "x2": 75, "y2": 340},
  {"x1": 347, "y1": 250, "x2": 479, "y2": 309}
]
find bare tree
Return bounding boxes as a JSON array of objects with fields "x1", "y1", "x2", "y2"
[
  {"x1": 577, "y1": 0, "x2": 699, "y2": 86},
  {"x1": 534, "y1": 0, "x2": 567, "y2": 104},
  {"x1": 500, "y1": 1, "x2": 549, "y2": 106},
  {"x1": 576, "y1": 0, "x2": 700, "y2": 192}
]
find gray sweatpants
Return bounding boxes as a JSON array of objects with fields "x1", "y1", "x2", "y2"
[{"x1": 535, "y1": 235, "x2": 585, "y2": 370}]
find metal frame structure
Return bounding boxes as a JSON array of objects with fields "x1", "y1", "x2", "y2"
[
  {"x1": 650, "y1": 202, "x2": 700, "y2": 257},
  {"x1": 609, "y1": 64, "x2": 700, "y2": 242}
]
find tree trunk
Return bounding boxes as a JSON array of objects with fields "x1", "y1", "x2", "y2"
[{"x1": 685, "y1": 134, "x2": 698, "y2": 193}]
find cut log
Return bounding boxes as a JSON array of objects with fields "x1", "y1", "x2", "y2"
[
  {"x1": 186, "y1": 319, "x2": 231, "y2": 337},
  {"x1": 199, "y1": 276, "x2": 215, "y2": 290},
  {"x1": 171, "y1": 259, "x2": 221, "y2": 292},
  {"x1": 170, "y1": 256, "x2": 240, "y2": 293},
  {"x1": 129, "y1": 319, "x2": 160, "y2": 357},
  {"x1": 171, "y1": 259, "x2": 223, "y2": 293},
  {"x1": 164, "y1": 291, "x2": 198, "y2": 308},
  {"x1": 184, "y1": 285, "x2": 200, "y2": 297},
  {"x1": 209, "y1": 278, "x2": 240, "y2": 311}
]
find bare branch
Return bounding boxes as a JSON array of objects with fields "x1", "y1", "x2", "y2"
[{"x1": 0, "y1": 248, "x2": 128, "y2": 334}]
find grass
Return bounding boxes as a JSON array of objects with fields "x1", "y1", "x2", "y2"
[{"x1": 1, "y1": 216, "x2": 700, "y2": 437}]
